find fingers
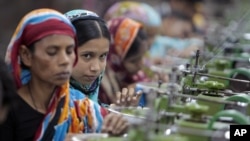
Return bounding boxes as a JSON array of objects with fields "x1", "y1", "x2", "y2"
[
  {"x1": 101, "y1": 113, "x2": 114, "y2": 133},
  {"x1": 135, "y1": 90, "x2": 143, "y2": 101},
  {"x1": 115, "y1": 88, "x2": 128, "y2": 106},
  {"x1": 115, "y1": 88, "x2": 131, "y2": 106},
  {"x1": 114, "y1": 87, "x2": 142, "y2": 106},
  {"x1": 127, "y1": 87, "x2": 134, "y2": 102},
  {"x1": 131, "y1": 90, "x2": 142, "y2": 106},
  {"x1": 109, "y1": 104, "x2": 116, "y2": 108},
  {"x1": 121, "y1": 88, "x2": 128, "y2": 103},
  {"x1": 135, "y1": 90, "x2": 143, "y2": 98},
  {"x1": 116, "y1": 91, "x2": 121, "y2": 105},
  {"x1": 101, "y1": 113, "x2": 128, "y2": 136},
  {"x1": 128, "y1": 87, "x2": 135, "y2": 96},
  {"x1": 153, "y1": 71, "x2": 169, "y2": 83},
  {"x1": 113, "y1": 117, "x2": 128, "y2": 135},
  {"x1": 108, "y1": 114, "x2": 123, "y2": 135}
]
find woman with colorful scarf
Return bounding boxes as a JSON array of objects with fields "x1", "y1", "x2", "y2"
[
  {"x1": 64, "y1": 9, "x2": 142, "y2": 106},
  {"x1": 0, "y1": 8, "x2": 127, "y2": 141},
  {"x1": 99, "y1": 17, "x2": 149, "y2": 105}
]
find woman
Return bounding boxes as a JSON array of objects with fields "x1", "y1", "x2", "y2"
[
  {"x1": 65, "y1": 9, "x2": 141, "y2": 106},
  {"x1": 99, "y1": 17, "x2": 149, "y2": 105},
  {"x1": 0, "y1": 8, "x2": 127, "y2": 141}
]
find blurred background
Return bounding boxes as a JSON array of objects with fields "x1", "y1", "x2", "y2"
[{"x1": 1, "y1": 0, "x2": 250, "y2": 58}]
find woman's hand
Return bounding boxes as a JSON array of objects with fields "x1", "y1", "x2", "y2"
[
  {"x1": 113, "y1": 87, "x2": 142, "y2": 107},
  {"x1": 64, "y1": 113, "x2": 128, "y2": 140},
  {"x1": 101, "y1": 113, "x2": 128, "y2": 136}
]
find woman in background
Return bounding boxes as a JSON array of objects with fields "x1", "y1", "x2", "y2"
[{"x1": 99, "y1": 17, "x2": 149, "y2": 105}]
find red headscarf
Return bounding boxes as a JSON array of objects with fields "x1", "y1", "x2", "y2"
[{"x1": 5, "y1": 8, "x2": 78, "y2": 88}]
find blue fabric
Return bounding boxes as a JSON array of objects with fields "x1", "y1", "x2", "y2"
[
  {"x1": 69, "y1": 88, "x2": 103, "y2": 133},
  {"x1": 135, "y1": 86, "x2": 147, "y2": 107},
  {"x1": 69, "y1": 84, "x2": 99, "y2": 104},
  {"x1": 21, "y1": 69, "x2": 31, "y2": 85}
]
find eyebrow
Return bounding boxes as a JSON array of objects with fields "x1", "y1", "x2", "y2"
[
  {"x1": 47, "y1": 44, "x2": 75, "y2": 48},
  {"x1": 101, "y1": 50, "x2": 109, "y2": 54},
  {"x1": 80, "y1": 49, "x2": 109, "y2": 54},
  {"x1": 66, "y1": 44, "x2": 75, "y2": 48}
]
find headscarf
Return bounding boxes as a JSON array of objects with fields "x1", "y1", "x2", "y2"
[
  {"x1": 65, "y1": 9, "x2": 106, "y2": 103},
  {"x1": 107, "y1": 17, "x2": 142, "y2": 73},
  {"x1": 5, "y1": 8, "x2": 102, "y2": 141},
  {"x1": 104, "y1": 1, "x2": 161, "y2": 27},
  {"x1": 5, "y1": 8, "x2": 78, "y2": 89}
]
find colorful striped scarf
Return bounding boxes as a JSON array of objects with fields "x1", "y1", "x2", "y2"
[{"x1": 5, "y1": 8, "x2": 103, "y2": 141}]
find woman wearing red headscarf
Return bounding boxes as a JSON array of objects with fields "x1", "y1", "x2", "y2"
[{"x1": 99, "y1": 17, "x2": 149, "y2": 105}]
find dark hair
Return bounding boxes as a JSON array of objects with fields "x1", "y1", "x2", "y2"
[
  {"x1": 0, "y1": 58, "x2": 17, "y2": 108},
  {"x1": 72, "y1": 19, "x2": 111, "y2": 46},
  {"x1": 125, "y1": 28, "x2": 147, "y2": 59},
  {"x1": 20, "y1": 43, "x2": 35, "y2": 69}
]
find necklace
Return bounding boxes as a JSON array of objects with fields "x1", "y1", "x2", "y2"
[{"x1": 28, "y1": 83, "x2": 38, "y2": 111}]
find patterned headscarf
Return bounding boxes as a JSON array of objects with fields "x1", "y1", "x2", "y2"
[
  {"x1": 107, "y1": 17, "x2": 142, "y2": 72},
  {"x1": 5, "y1": 8, "x2": 102, "y2": 141},
  {"x1": 65, "y1": 9, "x2": 106, "y2": 102},
  {"x1": 5, "y1": 8, "x2": 77, "y2": 89},
  {"x1": 104, "y1": 1, "x2": 161, "y2": 27}
]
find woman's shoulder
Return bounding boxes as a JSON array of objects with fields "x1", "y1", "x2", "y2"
[
  {"x1": 1, "y1": 93, "x2": 44, "y2": 127},
  {"x1": 7, "y1": 93, "x2": 43, "y2": 116},
  {"x1": 69, "y1": 87, "x2": 86, "y2": 100}
]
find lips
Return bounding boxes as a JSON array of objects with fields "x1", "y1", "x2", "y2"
[
  {"x1": 55, "y1": 72, "x2": 71, "y2": 80},
  {"x1": 84, "y1": 76, "x2": 98, "y2": 82}
]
